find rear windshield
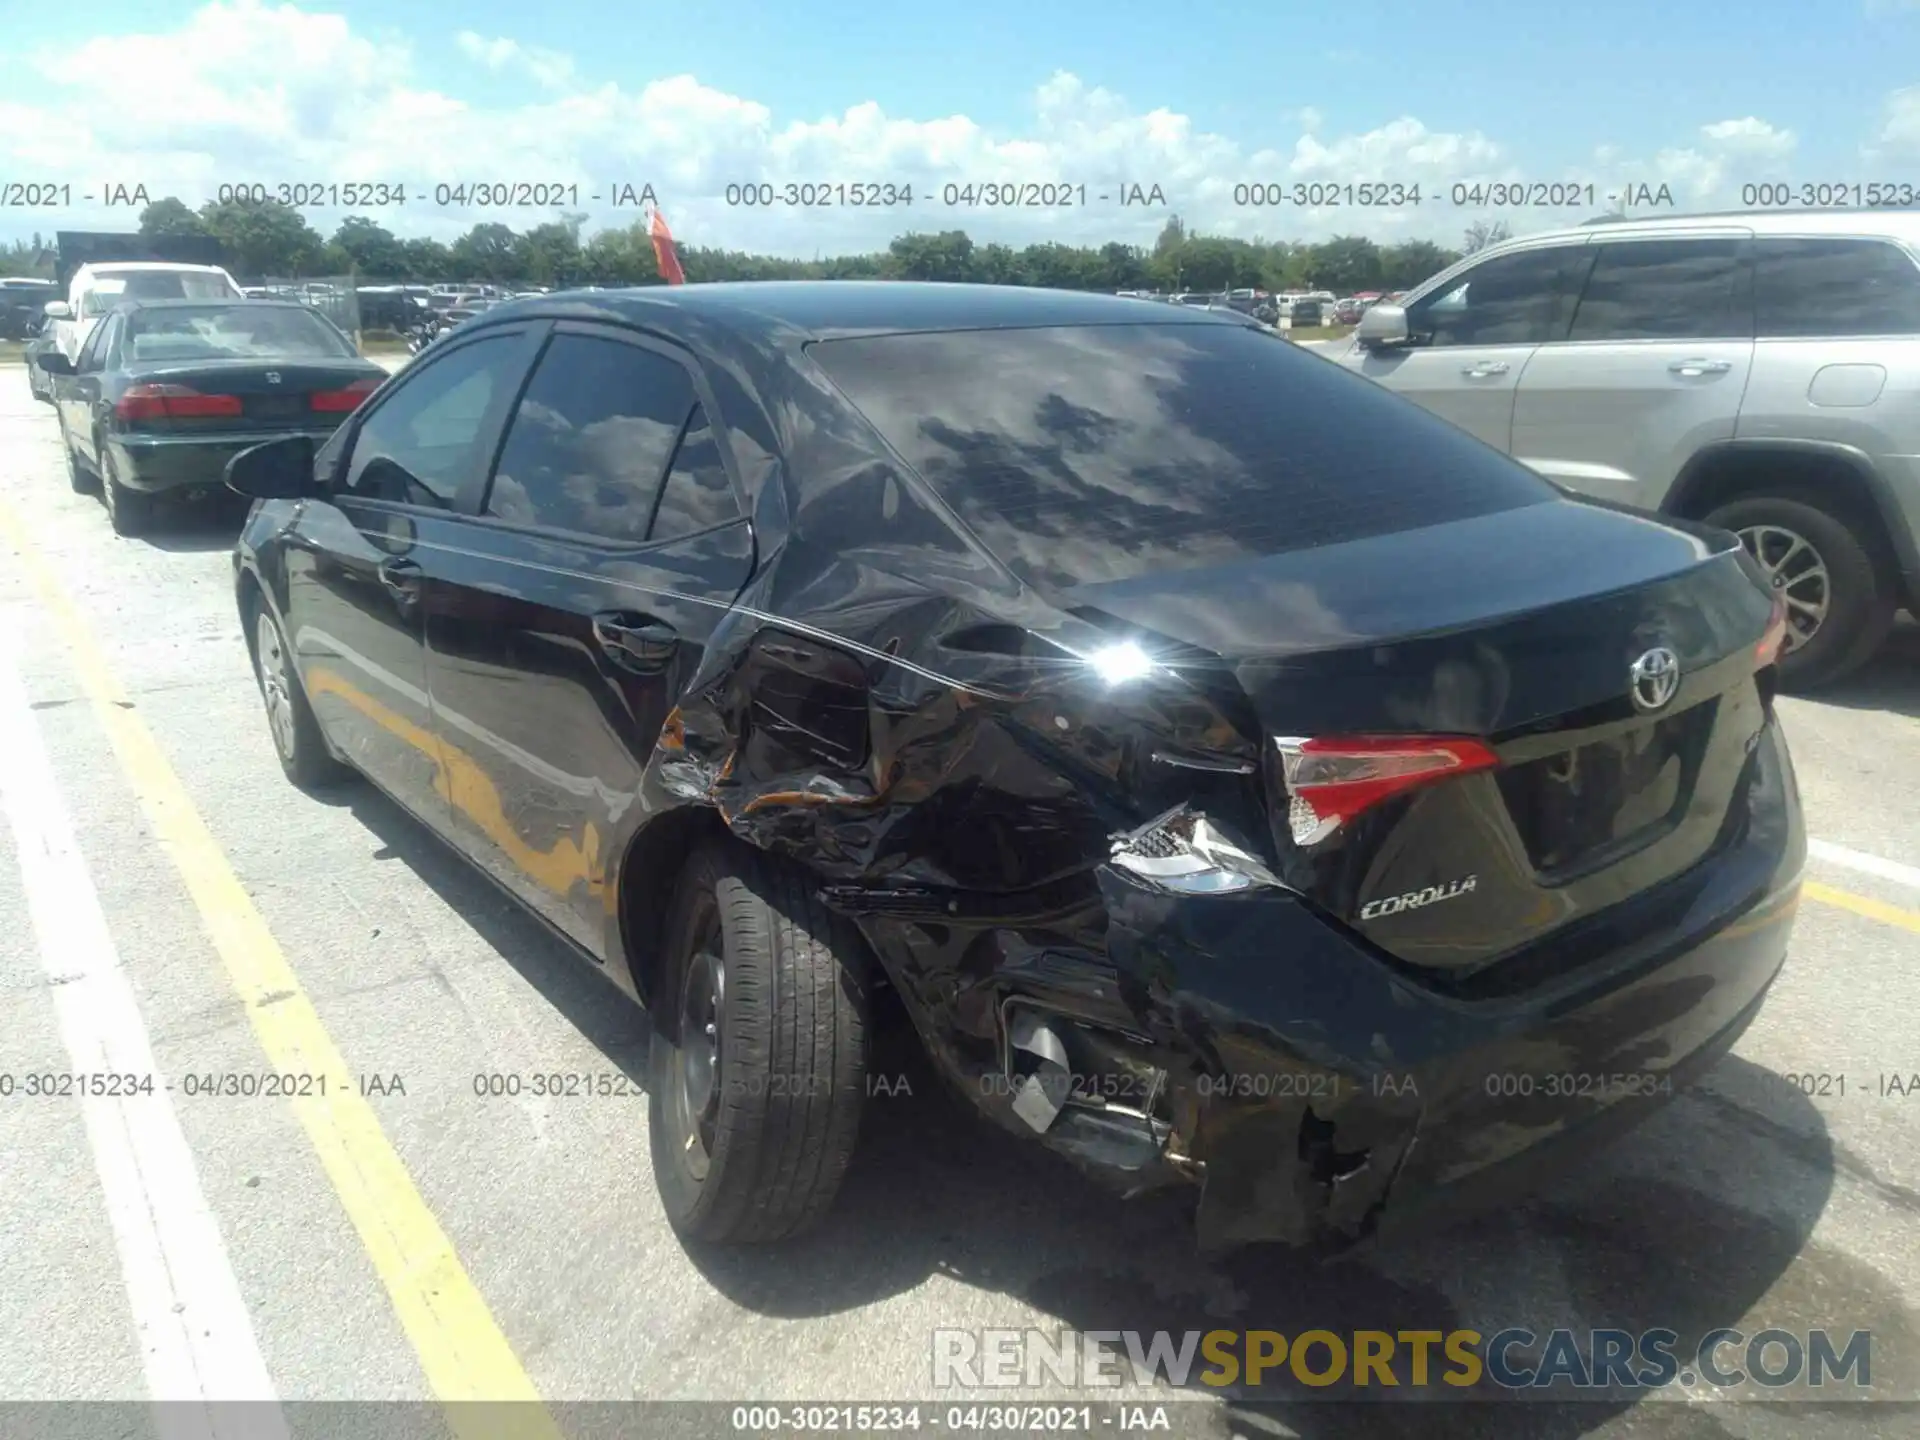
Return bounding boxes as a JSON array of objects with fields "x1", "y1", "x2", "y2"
[
  {"x1": 122, "y1": 305, "x2": 355, "y2": 361},
  {"x1": 97, "y1": 270, "x2": 238, "y2": 301},
  {"x1": 809, "y1": 322, "x2": 1555, "y2": 589}
]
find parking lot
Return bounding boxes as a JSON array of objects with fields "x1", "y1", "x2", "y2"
[{"x1": 1, "y1": 360, "x2": 1918, "y2": 1438}]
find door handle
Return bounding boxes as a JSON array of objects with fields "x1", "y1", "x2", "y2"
[
  {"x1": 592, "y1": 612, "x2": 679, "y2": 672},
  {"x1": 1460, "y1": 361, "x2": 1510, "y2": 377},
  {"x1": 378, "y1": 557, "x2": 422, "y2": 599},
  {"x1": 1669, "y1": 359, "x2": 1732, "y2": 376}
]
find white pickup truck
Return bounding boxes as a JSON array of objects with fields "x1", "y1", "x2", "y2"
[{"x1": 44, "y1": 261, "x2": 244, "y2": 363}]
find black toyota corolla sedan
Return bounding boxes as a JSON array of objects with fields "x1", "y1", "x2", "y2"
[
  {"x1": 225, "y1": 282, "x2": 1803, "y2": 1251},
  {"x1": 37, "y1": 298, "x2": 387, "y2": 535}
]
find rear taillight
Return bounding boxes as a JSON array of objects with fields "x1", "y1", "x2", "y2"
[
  {"x1": 115, "y1": 384, "x2": 243, "y2": 421},
  {"x1": 1756, "y1": 594, "x2": 1788, "y2": 669},
  {"x1": 310, "y1": 376, "x2": 381, "y2": 412},
  {"x1": 1274, "y1": 735, "x2": 1500, "y2": 846}
]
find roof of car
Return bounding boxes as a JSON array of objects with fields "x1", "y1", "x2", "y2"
[
  {"x1": 1515, "y1": 208, "x2": 1920, "y2": 247},
  {"x1": 77, "y1": 261, "x2": 236, "y2": 275},
  {"x1": 109, "y1": 297, "x2": 307, "y2": 310},
  {"x1": 479, "y1": 280, "x2": 1245, "y2": 342}
]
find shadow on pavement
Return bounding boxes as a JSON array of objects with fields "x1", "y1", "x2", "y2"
[
  {"x1": 339, "y1": 782, "x2": 651, "y2": 1084},
  {"x1": 137, "y1": 491, "x2": 253, "y2": 554},
  {"x1": 1805, "y1": 616, "x2": 1920, "y2": 721}
]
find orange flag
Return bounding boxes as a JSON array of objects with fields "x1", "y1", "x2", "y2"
[{"x1": 649, "y1": 207, "x2": 685, "y2": 286}]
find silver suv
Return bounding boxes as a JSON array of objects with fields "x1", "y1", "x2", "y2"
[{"x1": 1337, "y1": 210, "x2": 1920, "y2": 688}]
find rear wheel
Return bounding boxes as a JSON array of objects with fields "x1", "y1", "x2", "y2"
[
  {"x1": 100, "y1": 448, "x2": 154, "y2": 536},
  {"x1": 1705, "y1": 493, "x2": 1893, "y2": 691},
  {"x1": 249, "y1": 597, "x2": 350, "y2": 791},
  {"x1": 648, "y1": 839, "x2": 868, "y2": 1243}
]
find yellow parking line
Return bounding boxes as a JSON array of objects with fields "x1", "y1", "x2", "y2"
[
  {"x1": 0, "y1": 501, "x2": 562, "y2": 1440},
  {"x1": 1803, "y1": 880, "x2": 1920, "y2": 936}
]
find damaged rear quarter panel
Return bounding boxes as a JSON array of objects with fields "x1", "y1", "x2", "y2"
[{"x1": 633, "y1": 339, "x2": 1447, "y2": 1248}]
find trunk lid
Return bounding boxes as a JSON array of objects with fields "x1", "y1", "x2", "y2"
[
  {"x1": 114, "y1": 359, "x2": 383, "y2": 434},
  {"x1": 1066, "y1": 499, "x2": 1780, "y2": 979}
]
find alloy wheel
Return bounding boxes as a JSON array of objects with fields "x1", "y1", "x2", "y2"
[
  {"x1": 256, "y1": 610, "x2": 298, "y2": 760},
  {"x1": 1736, "y1": 523, "x2": 1829, "y2": 655}
]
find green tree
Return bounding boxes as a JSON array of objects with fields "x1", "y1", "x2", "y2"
[
  {"x1": 1381, "y1": 239, "x2": 1455, "y2": 289},
  {"x1": 886, "y1": 230, "x2": 975, "y2": 282},
  {"x1": 1306, "y1": 235, "x2": 1383, "y2": 293},
  {"x1": 195, "y1": 199, "x2": 325, "y2": 277},
  {"x1": 331, "y1": 217, "x2": 410, "y2": 278},
  {"x1": 138, "y1": 197, "x2": 207, "y2": 240},
  {"x1": 451, "y1": 223, "x2": 522, "y2": 282},
  {"x1": 1462, "y1": 219, "x2": 1512, "y2": 254}
]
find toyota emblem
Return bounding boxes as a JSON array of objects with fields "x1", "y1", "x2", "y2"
[
  {"x1": 265, "y1": 371, "x2": 281, "y2": 384},
  {"x1": 1629, "y1": 646, "x2": 1680, "y2": 712}
]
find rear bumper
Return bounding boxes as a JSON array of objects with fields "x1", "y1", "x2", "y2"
[
  {"x1": 851, "y1": 714, "x2": 1802, "y2": 1251},
  {"x1": 108, "y1": 429, "x2": 341, "y2": 494}
]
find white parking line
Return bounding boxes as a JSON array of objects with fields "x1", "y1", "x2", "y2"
[
  {"x1": 1808, "y1": 838, "x2": 1920, "y2": 895},
  {"x1": 0, "y1": 643, "x2": 288, "y2": 1440}
]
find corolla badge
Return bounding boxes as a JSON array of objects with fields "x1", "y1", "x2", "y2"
[
  {"x1": 1629, "y1": 646, "x2": 1680, "y2": 712},
  {"x1": 1360, "y1": 876, "x2": 1477, "y2": 921}
]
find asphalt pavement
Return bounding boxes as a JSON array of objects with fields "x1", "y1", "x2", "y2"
[{"x1": 2, "y1": 363, "x2": 1918, "y2": 1440}]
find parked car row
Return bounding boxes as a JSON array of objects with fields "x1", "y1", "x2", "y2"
[{"x1": 22, "y1": 278, "x2": 1804, "y2": 1254}]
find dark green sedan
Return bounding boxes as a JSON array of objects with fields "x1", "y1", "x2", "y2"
[{"x1": 37, "y1": 298, "x2": 388, "y2": 535}]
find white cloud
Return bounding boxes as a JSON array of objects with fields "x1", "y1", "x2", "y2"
[
  {"x1": 0, "y1": 2, "x2": 1880, "y2": 260},
  {"x1": 456, "y1": 31, "x2": 576, "y2": 89},
  {"x1": 1868, "y1": 86, "x2": 1920, "y2": 157}
]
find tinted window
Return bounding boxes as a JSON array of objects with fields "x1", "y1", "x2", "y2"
[
  {"x1": 1566, "y1": 239, "x2": 1747, "y2": 342},
  {"x1": 484, "y1": 334, "x2": 694, "y2": 542},
  {"x1": 76, "y1": 316, "x2": 115, "y2": 371},
  {"x1": 342, "y1": 334, "x2": 519, "y2": 508},
  {"x1": 1409, "y1": 246, "x2": 1586, "y2": 346},
  {"x1": 1755, "y1": 237, "x2": 1920, "y2": 338},
  {"x1": 648, "y1": 405, "x2": 739, "y2": 541},
  {"x1": 810, "y1": 323, "x2": 1555, "y2": 590},
  {"x1": 122, "y1": 305, "x2": 355, "y2": 362}
]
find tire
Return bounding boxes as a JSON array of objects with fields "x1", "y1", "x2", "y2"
[
  {"x1": 248, "y1": 594, "x2": 351, "y2": 791},
  {"x1": 1705, "y1": 493, "x2": 1894, "y2": 691},
  {"x1": 648, "y1": 839, "x2": 869, "y2": 1243},
  {"x1": 100, "y1": 447, "x2": 155, "y2": 536}
]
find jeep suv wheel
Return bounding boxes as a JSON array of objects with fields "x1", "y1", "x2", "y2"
[{"x1": 1706, "y1": 493, "x2": 1894, "y2": 691}]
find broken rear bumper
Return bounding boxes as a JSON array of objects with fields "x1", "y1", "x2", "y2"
[{"x1": 842, "y1": 719, "x2": 1802, "y2": 1252}]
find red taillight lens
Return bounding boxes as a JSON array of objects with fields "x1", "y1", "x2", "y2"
[
  {"x1": 310, "y1": 376, "x2": 381, "y2": 412},
  {"x1": 1274, "y1": 735, "x2": 1500, "y2": 846},
  {"x1": 115, "y1": 383, "x2": 242, "y2": 421},
  {"x1": 1756, "y1": 595, "x2": 1788, "y2": 668}
]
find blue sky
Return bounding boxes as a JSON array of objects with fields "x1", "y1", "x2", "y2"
[{"x1": 2, "y1": 0, "x2": 1917, "y2": 254}]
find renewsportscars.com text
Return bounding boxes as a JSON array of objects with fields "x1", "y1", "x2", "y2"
[{"x1": 932, "y1": 1327, "x2": 1873, "y2": 1393}]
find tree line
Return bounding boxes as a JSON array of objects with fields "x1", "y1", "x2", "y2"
[{"x1": 2, "y1": 196, "x2": 1506, "y2": 295}]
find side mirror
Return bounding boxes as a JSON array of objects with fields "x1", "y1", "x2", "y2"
[
  {"x1": 43, "y1": 300, "x2": 73, "y2": 320},
  {"x1": 34, "y1": 351, "x2": 75, "y2": 376},
  {"x1": 1355, "y1": 303, "x2": 1412, "y2": 351},
  {"x1": 226, "y1": 435, "x2": 317, "y2": 500}
]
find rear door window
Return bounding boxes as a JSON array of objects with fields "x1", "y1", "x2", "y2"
[
  {"x1": 647, "y1": 405, "x2": 740, "y2": 541},
  {"x1": 482, "y1": 332, "x2": 696, "y2": 543},
  {"x1": 1754, "y1": 237, "x2": 1920, "y2": 337},
  {"x1": 1565, "y1": 238, "x2": 1750, "y2": 342},
  {"x1": 809, "y1": 322, "x2": 1556, "y2": 590}
]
